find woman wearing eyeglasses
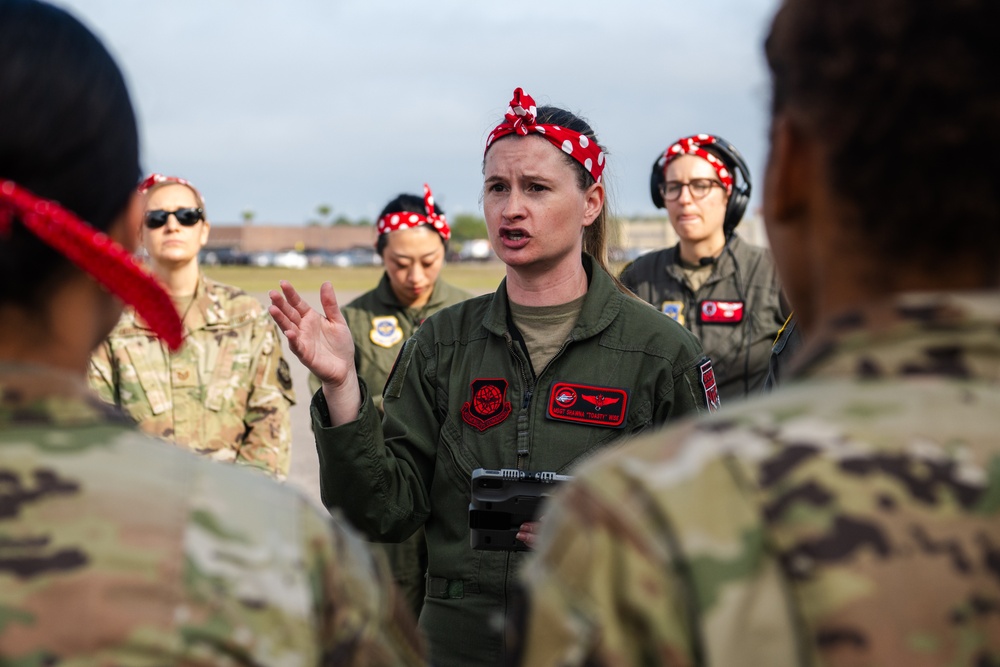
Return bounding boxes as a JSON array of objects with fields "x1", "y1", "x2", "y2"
[
  {"x1": 89, "y1": 173, "x2": 296, "y2": 478},
  {"x1": 620, "y1": 134, "x2": 788, "y2": 403}
]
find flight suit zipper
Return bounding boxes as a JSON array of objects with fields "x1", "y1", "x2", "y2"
[{"x1": 504, "y1": 333, "x2": 533, "y2": 471}]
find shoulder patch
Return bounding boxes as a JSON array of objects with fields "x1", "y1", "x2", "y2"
[
  {"x1": 699, "y1": 358, "x2": 721, "y2": 412},
  {"x1": 461, "y1": 378, "x2": 512, "y2": 432},
  {"x1": 660, "y1": 300, "x2": 685, "y2": 324},
  {"x1": 545, "y1": 381, "x2": 628, "y2": 428},
  {"x1": 370, "y1": 315, "x2": 403, "y2": 348}
]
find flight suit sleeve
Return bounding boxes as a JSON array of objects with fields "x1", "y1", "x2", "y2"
[
  {"x1": 238, "y1": 311, "x2": 296, "y2": 479},
  {"x1": 311, "y1": 336, "x2": 436, "y2": 543},
  {"x1": 300, "y1": 502, "x2": 426, "y2": 666}
]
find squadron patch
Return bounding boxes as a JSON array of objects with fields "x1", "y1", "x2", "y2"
[
  {"x1": 660, "y1": 300, "x2": 685, "y2": 324},
  {"x1": 700, "y1": 299, "x2": 744, "y2": 324},
  {"x1": 370, "y1": 316, "x2": 403, "y2": 348},
  {"x1": 700, "y1": 358, "x2": 721, "y2": 412},
  {"x1": 461, "y1": 378, "x2": 512, "y2": 432},
  {"x1": 546, "y1": 381, "x2": 628, "y2": 428}
]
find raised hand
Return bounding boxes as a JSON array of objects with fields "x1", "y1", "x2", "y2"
[{"x1": 268, "y1": 280, "x2": 361, "y2": 425}]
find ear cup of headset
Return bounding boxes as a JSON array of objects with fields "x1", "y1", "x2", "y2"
[{"x1": 649, "y1": 154, "x2": 667, "y2": 209}]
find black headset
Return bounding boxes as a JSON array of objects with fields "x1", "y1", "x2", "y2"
[{"x1": 649, "y1": 135, "x2": 752, "y2": 238}]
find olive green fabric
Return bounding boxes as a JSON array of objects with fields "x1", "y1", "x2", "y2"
[
  {"x1": 508, "y1": 295, "x2": 585, "y2": 373},
  {"x1": 89, "y1": 274, "x2": 295, "y2": 478},
  {"x1": 620, "y1": 235, "x2": 788, "y2": 404},
  {"x1": 0, "y1": 363, "x2": 425, "y2": 666},
  {"x1": 311, "y1": 255, "x2": 708, "y2": 667},
  {"x1": 763, "y1": 311, "x2": 803, "y2": 392},
  {"x1": 310, "y1": 275, "x2": 471, "y2": 621},
  {"x1": 513, "y1": 290, "x2": 1000, "y2": 666}
]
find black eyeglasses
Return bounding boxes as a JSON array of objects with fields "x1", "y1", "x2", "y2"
[
  {"x1": 144, "y1": 207, "x2": 204, "y2": 229},
  {"x1": 661, "y1": 179, "x2": 724, "y2": 202}
]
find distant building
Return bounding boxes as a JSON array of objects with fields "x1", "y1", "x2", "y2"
[{"x1": 206, "y1": 224, "x2": 376, "y2": 252}]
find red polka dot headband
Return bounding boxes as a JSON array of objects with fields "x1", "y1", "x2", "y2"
[
  {"x1": 137, "y1": 173, "x2": 206, "y2": 208},
  {"x1": 376, "y1": 183, "x2": 451, "y2": 241},
  {"x1": 485, "y1": 88, "x2": 606, "y2": 184},
  {"x1": 658, "y1": 134, "x2": 734, "y2": 195},
  {"x1": 0, "y1": 179, "x2": 184, "y2": 350}
]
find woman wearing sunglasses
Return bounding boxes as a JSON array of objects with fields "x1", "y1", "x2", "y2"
[
  {"x1": 620, "y1": 134, "x2": 788, "y2": 403},
  {"x1": 89, "y1": 173, "x2": 296, "y2": 479},
  {"x1": 270, "y1": 88, "x2": 710, "y2": 666}
]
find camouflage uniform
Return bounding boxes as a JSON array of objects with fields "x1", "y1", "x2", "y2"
[
  {"x1": 620, "y1": 235, "x2": 788, "y2": 402},
  {"x1": 309, "y1": 274, "x2": 472, "y2": 620},
  {"x1": 513, "y1": 291, "x2": 1000, "y2": 666},
  {"x1": 89, "y1": 274, "x2": 295, "y2": 479},
  {"x1": 314, "y1": 255, "x2": 709, "y2": 667},
  {"x1": 0, "y1": 362, "x2": 424, "y2": 666}
]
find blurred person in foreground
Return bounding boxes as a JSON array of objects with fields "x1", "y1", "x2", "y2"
[
  {"x1": 511, "y1": 0, "x2": 1000, "y2": 664},
  {"x1": 309, "y1": 184, "x2": 472, "y2": 618},
  {"x1": 0, "y1": 1, "x2": 423, "y2": 664},
  {"x1": 90, "y1": 173, "x2": 295, "y2": 479}
]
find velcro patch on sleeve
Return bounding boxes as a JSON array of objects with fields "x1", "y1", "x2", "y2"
[
  {"x1": 699, "y1": 300, "x2": 744, "y2": 324},
  {"x1": 546, "y1": 381, "x2": 628, "y2": 428},
  {"x1": 700, "y1": 358, "x2": 721, "y2": 413}
]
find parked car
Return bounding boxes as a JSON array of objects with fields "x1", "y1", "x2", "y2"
[
  {"x1": 271, "y1": 249, "x2": 309, "y2": 269},
  {"x1": 200, "y1": 247, "x2": 249, "y2": 266},
  {"x1": 328, "y1": 246, "x2": 382, "y2": 267},
  {"x1": 248, "y1": 250, "x2": 276, "y2": 267},
  {"x1": 457, "y1": 239, "x2": 493, "y2": 262}
]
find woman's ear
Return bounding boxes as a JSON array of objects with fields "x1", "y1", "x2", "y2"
[{"x1": 582, "y1": 181, "x2": 605, "y2": 227}]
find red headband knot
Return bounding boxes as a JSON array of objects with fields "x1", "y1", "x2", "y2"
[
  {"x1": 138, "y1": 173, "x2": 206, "y2": 208},
  {"x1": 0, "y1": 179, "x2": 183, "y2": 350},
  {"x1": 485, "y1": 87, "x2": 606, "y2": 184},
  {"x1": 659, "y1": 134, "x2": 733, "y2": 195},
  {"x1": 376, "y1": 183, "x2": 451, "y2": 241}
]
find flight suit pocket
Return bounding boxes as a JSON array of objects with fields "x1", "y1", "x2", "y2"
[{"x1": 205, "y1": 338, "x2": 238, "y2": 412}]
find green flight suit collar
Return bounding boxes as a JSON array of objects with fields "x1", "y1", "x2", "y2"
[
  {"x1": 372, "y1": 272, "x2": 458, "y2": 313},
  {"x1": 664, "y1": 234, "x2": 746, "y2": 288},
  {"x1": 482, "y1": 253, "x2": 624, "y2": 342}
]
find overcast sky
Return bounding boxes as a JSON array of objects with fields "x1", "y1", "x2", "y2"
[{"x1": 55, "y1": 0, "x2": 783, "y2": 225}]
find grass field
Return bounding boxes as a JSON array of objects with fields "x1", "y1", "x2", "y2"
[{"x1": 203, "y1": 261, "x2": 509, "y2": 295}]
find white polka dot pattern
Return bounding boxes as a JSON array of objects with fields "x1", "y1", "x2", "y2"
[
  {"x1": 660, "y1": 135, "x2": 734, "y2": 194},
  {"x1": 484, "y1": 87, "x2": 606, "y2": 184},
  {"x1": 375, "y1": 183, "x2": 451, "y2": 241}
]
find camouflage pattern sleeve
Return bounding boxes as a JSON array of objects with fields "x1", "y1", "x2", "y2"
[
  {"x1": 237, "y1": 310, "x2": 295, "y2": 479},
  {"x1": 87, "y1": 339, "x2": 117, "y2": 407},
  {"x1": 300, "y1": 505, "x2": 427, "y2": 666},
  {"x1": 512, "y1": 421, "x2": 801, "y2": 667}
]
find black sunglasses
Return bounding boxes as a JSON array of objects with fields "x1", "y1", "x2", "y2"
[{"x1": 144, "y1": 207, "x2": 204, "y2": 229}]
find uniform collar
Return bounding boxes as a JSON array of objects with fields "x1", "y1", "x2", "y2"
[
  {"x1": 665, "y1": 234, "x2": 744, "y2": 285},
  {"x1": 792, "y1": 290, "x2": 1000, "y2": 383},
  {"x1": 0, "y1": 362, "x2": 131, "y2": 428},
  {"x1": 483, "y1": 253, "x2": 624, "y2": 340},
  {"x1": 374, "y1": 272, "x2": 453, "y2": 312}
]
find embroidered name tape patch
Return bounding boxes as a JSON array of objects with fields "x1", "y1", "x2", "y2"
[
  {"x1": 700, "y1": 359, "x2": 721, "y2": 413},
  {"x1": 546, "y1": 381, "x2": 628, "y2": 428},
  {"x1": 462, "y1": 378, "x2": 512, "y2": 432},
  {"x1": 700, "y1": 300, "x2": 744, "y2": 324}
]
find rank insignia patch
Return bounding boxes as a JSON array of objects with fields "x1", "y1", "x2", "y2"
[
  {"x1": 699, "y1": 300, "x2": 745, "y2": 324},
  {"x1": 370, "y1": 316, "x2": 403, "y2": 348},
  {"x1": 546, "y1": 381, "x2": 628, "y2": 428},
  {"x1": 661, "y1": 300, "x2": 685, "y2": 324},
  {"x1": 700, "y1": 358, "x2": 721, "y2": 412},
  {"x1": 461, "y1": 378, "x2": 512, "y2": 432}
]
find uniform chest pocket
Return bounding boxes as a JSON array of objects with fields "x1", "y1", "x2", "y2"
[
  {"x1": 123, "y1": 339, "x2": 170, "y2": 416},
  {"x1": 204, "y1": 334, "x2": 241, "y2": 412}
]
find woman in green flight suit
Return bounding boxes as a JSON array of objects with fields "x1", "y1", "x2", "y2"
[
  {"x1": 271, "y1": 88, "x2": 711, "y2": 667},
  {"x1": 310, "y1": 184, "x2": 471, "y2": 618}
]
